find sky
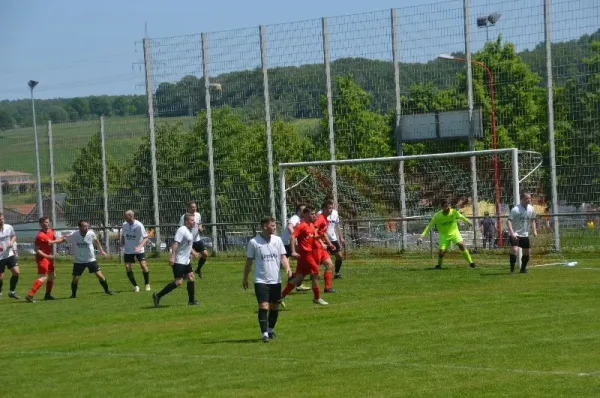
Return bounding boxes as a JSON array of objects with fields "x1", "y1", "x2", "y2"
[{"x1": 0, "y1": 0, "x2": 598, "y2": 100}]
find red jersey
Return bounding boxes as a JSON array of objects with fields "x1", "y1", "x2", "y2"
[
  {"x1": 293, "y1": 221, "x2": 316, "y2": 253},
  {"x1": 314, "y1": 213, "x2": 330, "y2": 247},
  {"x1": 35, "y1": 228, "x2": 55, "y2": 262}
]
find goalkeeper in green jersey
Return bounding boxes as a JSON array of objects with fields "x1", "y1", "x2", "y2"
[{"x1": 421, "y1": 199, "x2": 477, "y2": 269}]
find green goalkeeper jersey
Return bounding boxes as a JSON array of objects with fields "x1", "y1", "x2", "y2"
[{"x1": 421, "y1": 209, "x2": 471, "y2": 237}]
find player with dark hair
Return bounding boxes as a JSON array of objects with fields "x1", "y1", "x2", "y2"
[
  {"x1": 26, "y1": 216, "x2": 60, "y2": 301},
  {"x1": 315, "y1": 199, "x2": 336, "y2": 293},
  {"x1": 0, "y1": 213, "x2": 20, "y2": 299},
  {"x1": 480, "y1": 211, "x2": 496, "y2": 249},
  {"x1": 280, "y1": 206, "x2": 328, "y2": 306},
  {"x1": 153, "y1": 213, "x2": 200, "y2": 307},
  {"x1": 421, "y1": 199, "x2": 477, "y2": 269},
  {"x1": 281, "y1": 204, "x2": 310, "y2": 292},
  {"x1": 243, "y1": 216, "x2": 292, "y2": 342},
  {"x1": 507, "y1": 192, "x2": 537, "y2": 275}
]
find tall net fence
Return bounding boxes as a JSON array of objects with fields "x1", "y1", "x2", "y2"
[{"x1": 1, "y1": 1, "x2": 599, "y2": 255}]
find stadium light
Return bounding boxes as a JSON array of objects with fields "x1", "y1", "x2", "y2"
[
  {"x1": 438, "y1": 55, "x2": 502, "y2": 242},
  {"x1": 477, "y1": 12, "x2": 502, "y2": 42},
  {"x1": 28, "y1": 80, "x2": 44, "y2": 219}
]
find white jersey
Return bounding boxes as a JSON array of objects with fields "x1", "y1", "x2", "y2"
[
  {"x1": 0, "y1": 224, "x2": 15, "y2": 259},
  {"x1": 281, "y1": 214, "x2": 300, "y2": 245},
  {"x1": 173, "y1": 225, "x2": 194, "y2": 265},
  {"x1": 121, "y1": 220, "x2": 148, "y2": 254},
  {"x1": 326, "y1": 209, "x2": 340, "y2": 242},
  {"x1": 179, "y1": 212, "x2": 202, "y2": 242},
  {"x1": 246, "y1": 234, "x2": 286, "y2": 284},
  {"x1": 508, "y1": 204, "x2": 536, "y2": 237},
  {"x1": 67, "y1": 231, "x2": 97, "y2": 263}
]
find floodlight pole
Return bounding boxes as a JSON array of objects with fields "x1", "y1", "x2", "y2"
[
  {"x1": 439, "y1": 56, "x2": 501, "y2": 241},
  {"x1": 29, "y1": 80, "x2": 44, "y2": 219}
]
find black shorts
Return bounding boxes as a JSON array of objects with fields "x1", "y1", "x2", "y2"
[
  {"x1": 254, "y1": 283, "x2": 282, "y2": 304},
  {"x1": 172, "y1": 263, "x2": 194, "y2": 279},
  {"x1": 284, "y1": 244, "x2": 292, "y2": 258},
  {"x1": 73, "y1": 261, "x2": 100, "y2": 276},
  {"x1": 0, "y1": 256, "x2": 18, "y2": 273},
  {"x1": 328, "y1": 240, "x2": 341, "y2": 254},
  {"x1": 192, "y1": 241, "x2": 206, "y2": 253},
  {"x1": 510, "y1": 236, "x2": 531, "y2": 249},
  {"x1": 124, "y1": 253, "x2": 147, "y2": 263}
]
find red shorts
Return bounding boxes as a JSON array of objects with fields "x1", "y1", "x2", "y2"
[
  {"x1": 317, "y1": 248, "x2": 330, "y2": 264},
  {"x1": 36, "y1": 258, "x2": 55, "y2": 275},
  {"x1": 296, "y1": 253, "x2": 320, "y2": 276}
]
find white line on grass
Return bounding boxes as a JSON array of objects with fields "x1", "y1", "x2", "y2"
[{"x1": 13, "y1": 350, "x2": 600, "y2": 378}]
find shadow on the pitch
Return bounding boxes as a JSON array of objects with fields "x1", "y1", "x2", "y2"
[
  {"x1": 480, "y1": 272, "x2": 510, "y2": 277},
  {"x1": 199, "y1": 338, "x2": 260, "y2": 345},
  {"x1": 140, "y1": 305, "x2": 173, "y2": 310}
]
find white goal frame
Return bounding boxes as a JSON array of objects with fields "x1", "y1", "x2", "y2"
[{"x1": 279, "y1": 148, "x2": 541, "y2": 246}]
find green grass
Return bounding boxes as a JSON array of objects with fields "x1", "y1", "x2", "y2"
[
  {"x1": 2, "y1": 253, "x2": 600, "y2": 397},
  {"x1": 0, "y1": 115, "x2": 194, "y2": 181}
]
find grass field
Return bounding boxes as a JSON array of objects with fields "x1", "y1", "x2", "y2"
[{"x1": 1, "y1": 253, "x2": 599, "y2": 397}]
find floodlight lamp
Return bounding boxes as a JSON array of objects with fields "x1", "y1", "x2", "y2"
[
  {"x1": 438, "y1": 54, "x2": 456, "y2": 60},
  {"x1": 487, "y1": 12, "x2": 502, "y2": 25},
  {"x1": 28, "y1": 80, "x2": 39, "y2": 90},
  {"x1": 477, "y1": 16, "x2": 489, "y2": 28}
]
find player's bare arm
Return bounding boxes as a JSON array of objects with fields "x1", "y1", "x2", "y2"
[
  {"x1": 335, "y1": 224, "x2": 344, "y2": 245},
  {"x1": 532, "y1": 215, "x2": 538, "y2": 237},
  {"x1": 280, "y1": 255, "x2": 292, "y2": 278},
  {"x1": 136, "y1": 236, "x2": 149, "y2": 252},
  {"x1": 169, "y1": 242, "x2": 179, "y2": 265},
  {"x1": 290, "y1": 236, "x2": 300, "y2": 259},
  {"x1": 94, "y1": 237, "x2": 108, "y2": 257},
  {"x1": 242, "y1": 258, "x2": 253, "y2": 290}
]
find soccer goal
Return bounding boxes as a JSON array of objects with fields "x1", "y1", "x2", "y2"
[{"x1": 279, "y1": 148, "x2": 547, "y2": 258}]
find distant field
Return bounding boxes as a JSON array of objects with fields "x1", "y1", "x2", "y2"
[
  {"x1": 1, "y1": 254, "x2": 600, "y2": 397},
  {"x1": 0, "y1": 116, "x2": 320, "y2": 183}
]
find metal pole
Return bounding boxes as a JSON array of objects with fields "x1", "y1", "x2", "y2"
[
  {"x1": 279, "y1": 166, "x2": 287, "y2": 234},
  {"x1": 259, "y1": 25, "x2": 276, "y2": 218},
  {"x1": 464, "y1": 0, "x2": 479, "y2": 249},
  {"x1": 201, "y1": 32, "x2": 218, "y2": 254},
  {"x1": 544, "y1": 0, "x2": 560, "y2": 252},
  {"x1": 143, "y1": 38, "x2": 161, "y2": 250},
  {"x1": 30, "y1": 87, "x2": 44, "y2": 218},
  {"x1": 322, "y1": 17, "x2": 338, "y2": 208},
  {"x1": 391, "y1": 8, "x2": 407, "y2": 251},
  {"x1": 100, "y1": 116, "x2": 110, "y2": 255},
  {"x1": 48, "y1": 121, "x2": 56, "y2": 256},
  {"x1": 512, "y1": 148, "x2": 521, "y2": 264}
]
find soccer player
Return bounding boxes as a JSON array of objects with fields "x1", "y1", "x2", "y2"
[
  {"x1": 421, "y1": 199, "x2": 477, "y2": 269},
  {"x1": 121, "y1": 210, "x2": 151, "y2": 292},
  {"x1": 319, "y1": 199, "x2": 345, "y2": 279},
  {"x1": 480, "y1": 211, "x2": 496, "y2": 249},
  {"x1": 243, "y1": 216, "x2": 292, "y2": 343},
  {"x1": 153, "y1": 213, "x2": 200, "y2": 307},
  {"x1": 315, "y1": 199, "x2": 337, "y2": 293},
  {"x1": 0, "y1": 213, "x2": 20, "y2": 299},
  {"x1": 507, "y1": 192, "x2": 537, "y2": 275},
  {"x1": 179, "y1": 201, "x2": 208, "y2": 279},
  {"x1": 280, "y1": 206, "x2": 328, "y2": 306},
  {"x1": 27, "y1": 216, "x2": 61, "y2": 302},
  {"x1": 281, "y1": 204, "x2": 310, "y2": 292}
]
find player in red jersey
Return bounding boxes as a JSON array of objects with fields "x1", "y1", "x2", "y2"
[
  {"x1": 279, "y1": 206, "x2": 328, "y2": 306},
  {"x1": 314, "y1": 199, "x2": 337, "y2": 293},
  {"x1": 27, "y1": 217, "x2": 63, "y2": 302}
]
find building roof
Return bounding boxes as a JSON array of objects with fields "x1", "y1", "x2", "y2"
[
  {"x1": 0, "y1": 170, "x2": 31, "y2": 177},
  {"x1": 6, "y1": 204, "x2": 36, "y2": 216}
]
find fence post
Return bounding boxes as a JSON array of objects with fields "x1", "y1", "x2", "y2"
[
  {"x1": 100, "y1": 116, "x2": 110, "y2": 255},
  {"x1": 201, "y1": 32, "x2": 219, "y2": 255},
  {"x1": 259, "y1": 25, "x2": 277, "y2": 219},
  {"x1": 322, "y1": 17, "x2": 338, "y2": 209},
  {"x1": 48, "y1": 120, "x2": 56, "y2": 256},
  {"x1": 143, "y1": 38, "x2": 161, "y2": 251},
  {"x1": 391, "y1": 8, "x2": 407, "y2": 252},
  {"x1": 463, "y1": 0, "x2": 479, "y2": 249},
  {"x1": 544, "y1": 0, "x2": 560, "y2": 252}
]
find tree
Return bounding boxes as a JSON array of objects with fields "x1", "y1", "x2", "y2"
[
  {"x1": 112, "y1": 96, "x2": 134, "y2": 116},
  {"x1": 64, "y1": 132, "x2": 126, "y2": 226},
  {"x1": 89, "y1": 96, "x2": 112, "y2": 117},
  {"x1": 63, "y1": 105, "x2": 79, "y2": 121},
  {"x1": 70, "y1": 98, "x2": 90, "y2": 119},
  {"x1": 0, "y1": 110, "x2": 13, "y2": 130},
  {"x1": 47, "y1": 106, "x2": 68, "y2": 123}
]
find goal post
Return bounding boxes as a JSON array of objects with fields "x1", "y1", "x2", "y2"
[{"x1": 279, "y1": 148, "x2": 543, "y2": 255}]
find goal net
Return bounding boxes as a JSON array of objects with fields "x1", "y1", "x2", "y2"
[{"x1": 278, "y1": 148, "x2": 567, "y2": 267}]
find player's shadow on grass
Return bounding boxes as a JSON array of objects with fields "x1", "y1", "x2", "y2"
[
  {"x1": 199, "y1": 338, "x2": 261, "y2": 345},
  {"x1": 480, "y1": 271, "x2": 511, "y2": 277},
  {"x1": 140, "y1": 305, "x2": 173, "y2": 310}
]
